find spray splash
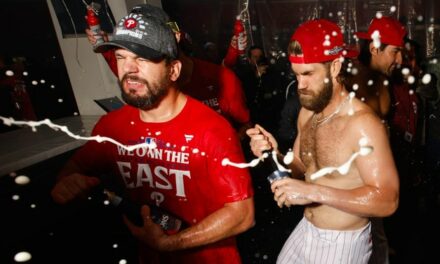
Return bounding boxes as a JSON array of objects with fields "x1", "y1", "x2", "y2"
[
  {"x1": 0, "y1": 116, "x2": 156, "y2": 151},
  {"x1": 1, "y1": 116, "x2": 372, "y2": 181},
  {"x1": 309, "y1": 138, "x2": 373, "y2": 180}
]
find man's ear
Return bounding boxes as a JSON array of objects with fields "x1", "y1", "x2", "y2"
[
  {"x1": 170, "y1": 60, "x2": 182, "y2": 81},
  {"x1": 330, "y1": 58, "x2": 342, "y2": 78},
  {"x1": 369, "y1": 42, "x2": 379, "y2": 55}
]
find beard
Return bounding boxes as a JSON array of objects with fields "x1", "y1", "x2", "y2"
[
  {"x1": 119, "y1": 74, "x2": 170, "y2": 110},
  {"x1": 298, "y1": 71, "x2": 333, "y2": 113}
]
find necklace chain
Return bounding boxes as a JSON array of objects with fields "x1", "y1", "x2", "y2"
[{"x1": 313, "y1": 95, "x2": 350, "y2": 127}]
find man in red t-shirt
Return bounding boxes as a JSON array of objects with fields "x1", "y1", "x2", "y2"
[
  {"x1": 86, "y1": 5, "x2": 251, "y2": 138},
  {"x1": 53, "y1": 7, "x2": 254, "y2": 264}
]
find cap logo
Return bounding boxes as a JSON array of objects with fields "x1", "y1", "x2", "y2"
[
  {"x1": 325, "y1": 46, "x2": 343, "y2": 55},
  {"x1": 125, "y1": 18, "x2": 137, "y2": 29},
  {"x1": 94, "y1": 6, "x2": 178, "y2": 60},
  {"x1": 116, "y1": 14, "x2": 148, "y2": 40}
]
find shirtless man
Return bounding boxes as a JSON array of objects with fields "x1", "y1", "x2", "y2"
[{"x1": 247, "y1": 19, "x2": 399, "y2": 264}]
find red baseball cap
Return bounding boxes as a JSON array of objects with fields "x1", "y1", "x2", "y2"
[
  {"x1": 289, "y1": 19, "x2": 358, "y2": 64},
  {"x1": 354, "y1": 16, "x2": 406, "y2": 47}
]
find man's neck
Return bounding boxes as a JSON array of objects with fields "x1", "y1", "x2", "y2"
[{"x1": 320, "y1": 86, "x2": 349, "y2": 117}]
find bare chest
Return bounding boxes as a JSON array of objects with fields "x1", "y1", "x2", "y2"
[{"x1": 300, "y1": 116, "x2": 351, "y2": 174}]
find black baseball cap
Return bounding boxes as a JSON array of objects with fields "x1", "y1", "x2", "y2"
[{"x1": 94, "y1": 8, "x2": 177, "y2": 60}]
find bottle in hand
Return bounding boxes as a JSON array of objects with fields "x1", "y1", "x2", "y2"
[
  {"x1": 105, "y1": 190, "x2": 184, "y2": 235},
  {"x1": 86, "y1": 7, "x2": 104, "y2": 45}
]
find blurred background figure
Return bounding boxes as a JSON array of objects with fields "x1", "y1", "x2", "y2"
[
  {"x1": 202, "y1": 41, "x2": 221, "y2": 64},
  {"x1": 354, "y1": 15, "x2": 406, "y2": 264},
  {"x1": 385, "y1": 36, "x2": 440, "y2": 264},
  {"x1": 276, "y1": 78, "x2": 300, "y2": 154},
  {"x1": 234, "y1": 45, "x2": 287, "y2": 132},
  {"x1": 0, "y1": 56, "x2": 37, "y2": 122}
]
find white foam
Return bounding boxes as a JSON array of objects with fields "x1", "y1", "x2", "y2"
[
  {"x1": 14, "y1": 251, "x2": 32, "y2": 262},
  {"x1": 310, "y1": 138, "x2": 373, "y2": 180},
  {"x1": 15, "y1": 175, "x2": 30, "y2": 185}
]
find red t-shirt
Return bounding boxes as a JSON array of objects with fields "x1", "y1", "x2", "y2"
[{"x1": 72, "y1": 96, "x2": 253, "y2": 263}]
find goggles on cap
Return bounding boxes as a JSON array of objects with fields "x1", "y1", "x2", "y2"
[{"x1": 289, "y1": 19, "x2": 358, "y2": 64}]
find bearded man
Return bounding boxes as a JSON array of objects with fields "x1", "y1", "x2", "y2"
[
  {"x1": 51, "y1": 9, "x2": 254, "y2": 264},
  {"x1": 247, "y1": 19, "x2": 399, "y2": 264}
]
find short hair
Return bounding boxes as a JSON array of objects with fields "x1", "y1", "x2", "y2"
[
  {"x1": 357, "y1": 39, "x2": 388, "y2": 66},
  {"x1": 287, "y1": 40, "x2": 302, "y2": 58}
]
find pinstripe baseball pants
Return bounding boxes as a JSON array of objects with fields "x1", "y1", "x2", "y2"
[{"x1": 277, "y1": 217, "x2": 372, "y2": 264}]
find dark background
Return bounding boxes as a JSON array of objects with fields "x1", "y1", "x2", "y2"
[{"x1": 1, "y1": 0, "x2": 440, "y2": 263}]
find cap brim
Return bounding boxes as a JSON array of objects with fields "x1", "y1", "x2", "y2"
[
  {"x1": 289, "y1": 47, "x2": 359, "y2": 64},
  {"x1": 94, "y1": 40, "x2": 164, "y2": 60},
  {"x1": 354, "y1": 32, "x2": 370, "y2": 40}
]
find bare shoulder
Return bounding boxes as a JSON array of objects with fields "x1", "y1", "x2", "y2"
[
  {"x1": 350, "y1": 102, "x2": 384, "y2": 126},
  {"x1": 346, "y1": 100, "x2": 388, "y2": 140}
]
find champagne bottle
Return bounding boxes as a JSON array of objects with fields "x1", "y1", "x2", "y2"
[
  {"x1": 86, "y1": 7, "x2": 104, "y2": 45},
  {"x1": 234, "y1": 15, "x2": 246, "y2": 54},
  {"x1": 105, "y1": 190, "x2": 184, "y2": 235}
]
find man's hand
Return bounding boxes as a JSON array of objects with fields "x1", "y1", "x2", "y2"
[
  {"x1": 246, "y1": 124, "x2": 278, "y2": 158},
  {"x1": 229, "y1": 34, "x2": 247, "y2": 51},
  {"x1": 85, "y1": 28, "x2": 109, "y2": 45},
  {"x1": 271, "y1": 177, "x2": 312, "y2": 207},
  {"x1": 51, "y1": 173, "x2": 100, "y2": 204},
  {"x1": 124, "y1": 205, "x2": 170, "y2": 251}
]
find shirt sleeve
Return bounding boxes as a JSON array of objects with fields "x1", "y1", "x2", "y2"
[
  {"x1": 71, "y1": 116, "x2": 113, "y2": 176},
  {"x1": 218, "y1": 67, "x2": 251, "y2": 125},
  {"x1": 201, "y1": 120, "x2": 254, "y2": 203}
]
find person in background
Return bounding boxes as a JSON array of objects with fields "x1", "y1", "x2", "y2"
[
  {"x1": 276, "y1": 78, "x2": 301, "y2": 154},
  {"x1": 353, "y1": 16, "x2": 406, "y2": 120},
  {"x1": 52, "y1": 7, "x2": 254, "y2": 264},
  {"x1": 0, "y1": 57, "x2": 37, "y2": 122},
  {"x1": 223, "y1": 30, "x2": 300, "y2": 154},
  {"x1": 234, "y1": 45, "x2": 287, "y2": 132},
  {"x1": 247, "y1": 19, "x2": 399, "y2": 264},
  {"x1": 86, "y1": 4, "x2": 252, "y2": 139},
  {"x1": 389, "y1": 38, "x2": 423, "y2": 184},
  {"x1": 222, "y1": 28, "x2": 247, "y2": 69},
  {"x1": 386, "y1": 37, "x2": 439, "y2": 263},
  {"x1": 202, "y1": 41, "x2": 221, "y2": 64},
  {"x1": 354, "y1": 16, "x2": 406, "y2": 264}
]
